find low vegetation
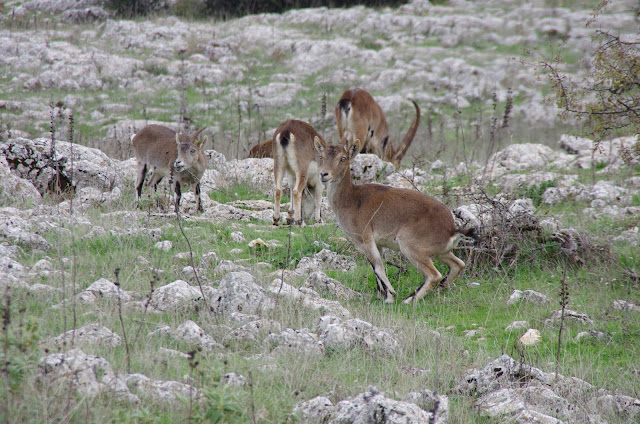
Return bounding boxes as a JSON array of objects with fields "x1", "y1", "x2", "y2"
[{"x1": 1, "y1": 1, "x2": 639, "y2": 422}]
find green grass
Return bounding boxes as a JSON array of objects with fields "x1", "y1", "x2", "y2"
[
  {"x1": 3, "y1": 180, "x2": 639, "y2": 422},
  {"x1": 2, "y1": 2, "x2": 639, "y2": 421}
]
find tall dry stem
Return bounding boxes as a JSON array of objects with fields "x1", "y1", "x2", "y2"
[
  {"x1": 114, "y1": 268, "x2": 131, "y2": 373},
  {"x1": 555, "y1": 266, "x2": 569, "y2": 379}
]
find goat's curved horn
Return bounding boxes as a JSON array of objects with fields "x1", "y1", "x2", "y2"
[{"x1": 192, "y1": 127, "x2": 206, "y2": 141}]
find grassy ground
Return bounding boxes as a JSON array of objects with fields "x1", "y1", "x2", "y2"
[
  {"x1": 1, "y1": 2, "x2": 639, "y2": 422},
  {"x1": 2, "y1": 166, "x2": 638, "y2": 422}
]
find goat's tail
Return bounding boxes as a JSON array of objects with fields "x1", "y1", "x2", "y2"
[{"x1": 458, "y1": 227, "x2": 482, "y2": 243}]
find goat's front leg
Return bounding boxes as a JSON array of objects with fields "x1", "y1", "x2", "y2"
[
  {"x1": 174, "y1": 181, "x2": 182, "y2": 213},
  {"x1": 362, "y1": 239, "x2": 396, "y2": 303},
  {"x1": 194, "y1": 182, "x2": 203, "y2": 212}
]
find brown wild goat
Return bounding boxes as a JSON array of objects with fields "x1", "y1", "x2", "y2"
[
  {"x1": 273, "y1": 120, "x2": 325, "y2": 226},
  {"x1": 314, "y1": 135, "x2": 479, "y2": 304},
  {"x1": 335, "y1": 88, "x2": 420, "y2": 167},
  {"x1": 248, "y1": 139, "x2": 273, "y2": 158},
  {"x1": 131, "y1": 124, "x2": 208, "y2": 213}
]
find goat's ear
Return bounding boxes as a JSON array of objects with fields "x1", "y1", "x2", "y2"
[
  {"x1": 314, "y1": 136, "x2": 325, "y2": 153},
  {"x1": 196, "y1": 135, "x2": 208, "y2": 149},
  {"x1": 175, "y1": 133, "x2": 180, "y2": 146},
  {"x1": 339, "y1": 129, "x2": 352, "y2": 147},
  {"x1": 349, "y1": 139, "x2": 360, "y2": 159}
]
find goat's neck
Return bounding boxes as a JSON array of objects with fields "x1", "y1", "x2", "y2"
[{"x1": 327, "y1": 166, "x2": 354, "y2": 210}]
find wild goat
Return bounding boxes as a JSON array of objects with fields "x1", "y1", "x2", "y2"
[
  {"x1": 335, "y1": 88, "x2": 420, "y2": 168},
  {"x1": 131, "y1": 124, "x2": 208, "y2": 213},
  {"x1": 314, "y1": 135, "x2": 479, "y2": 304},
  {"x1": 248, "y1": 139, "x2": 273, "y2": 158},
  {"x1": 273, "y1": 119, "x2": 325, "y2": 226}
]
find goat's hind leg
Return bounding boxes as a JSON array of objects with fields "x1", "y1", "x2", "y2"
[
  {"x1": 400, "y1": 243, "x2": 443, "y2": 304},
  {"x1": 290, "y1": 171, "x2": 308, "y2": 226},
  {"x1": 147, "y1": 172, "x2": 164, "y2": 210},
  {"x1": 435, "y1": 251, "x2": 465, "y2": 290},
  {"x1": 135, "y1": 163, "x2": 147, "y2": 207},
  {"x1": 273, "y1": 157, "x2": 285, "y2": 225}
]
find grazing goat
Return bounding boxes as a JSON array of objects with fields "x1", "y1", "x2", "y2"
[
  {"x1": 248, "y1": 139, "x2": 273, "y2": 158},
  {"x1": 272, "y1": 119, "x2": 325, "y2": 226},
  {"x1": 335, "y1": 88, "x2": 420, "y2": 167},
  {"x1": 314, "y1": 135, "x2": 479, "y2": 304},
  {"x1": 131, "y1": 124, "x2": 208, "y2": 213}
]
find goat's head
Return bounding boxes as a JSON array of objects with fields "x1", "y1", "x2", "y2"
[
  {"x1": 174, "y1": 128, "x2": 207, "y2": 173},
  {"x1": 315, "y1": 134, "x2": 360, "y2": 184}
]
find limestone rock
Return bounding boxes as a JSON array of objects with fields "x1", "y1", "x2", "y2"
[
  {"x1": 292, "y1": 396, "x2": 334, "y2": 423},
  {"x1": 222, "y1": 373, "x2": 246, "y2": 387},
  {"x1": 269, "y1": 280, "x2": 351, "y2": 319},
  {"x1": 154, "y1": 240, "x2": 172, "y2": 252},
  {"x1": 482, "y1": 143, "x2": 576, "y2": 179},
  {"x1": 223, "y1": 318, "x2": 282, "y2": 344},
  {"x1": 265, "y1": 328, "x2": 324, "y2": 356},
  {"x1": 332, "y1": 386, "x2": 434, "y2": 423},
  {"x1": 77, "y1": 277, "x2": 132, "y2": 303},
  {"x1": 150, "y1": 280, "x2": 205, "y2": 311},
  {"x1": 51, "y1": 323, "x2": 121, "y2": 348},
  {"x1": 612, "y1": 300, "x2": 640, "y2": 313},
  {"x1": 213, "y1": 260, "x2": 250, "y2": 275},
  {"x1": 0, "y1": 214, "x2": 51, "y2": 251},
  {"x1": 125, "y1": 373, "x2": 198, "y2": 403},
  {"x1": 457, "y1": 354, "x2": 640, "y2": 423},
  {"x1": 0, "y1": 137, "x2": 123, "y2": 194},
  {"x1": 294, "y1": 249, "x2": 356, "y2": 275},
  {"x1": 0, "y1": 156, "x2": 42, "y2": 205},
  {"x1": 314, "y1": 314, "x2": 398, "y2": 355},
  {"x1": 545, "y1": 309, "x2": 594, "y2": 327},
  {"x1": 303, "y1": 271, "x2": 363, "y2": 300},
  {"x1": 350, "y1": 153, "x2": 395, "y2": 184},
  {"x1": 211, "y1": 271, "x2": 274, "y2": 315},
  {"x1": 403, "y1": 389, "x2": 449, "y2": 424},
  {"x1": 174, "y1": 320, "x2": 223, "y2": 350},
  {"x1": 507, "y1": 289, "x2": 550, "y2": 305},
  {"x1": 40, "y1": 349, "x2": 138, "y2": 403}
]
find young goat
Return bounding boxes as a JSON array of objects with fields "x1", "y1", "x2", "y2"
[
  {"x1": 131, "y1": 124, "x2": 208, "y2": 213},
  {"x1": 315, "y1": 136, "x2": 479, "y2": 304},
  {"x1": 272, "y1": 120, "x2": 325, "y2": 226},
  {"x1": 335, "y1": 88, "x2": 420, "y2": 168}
]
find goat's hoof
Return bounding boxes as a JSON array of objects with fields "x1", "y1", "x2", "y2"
[
  {"x1": 401, "y1": 296, "x2": 416, "y2": 305},
  {"x1": 273, "y1": 218, "x2": 281, "y2": 226}
]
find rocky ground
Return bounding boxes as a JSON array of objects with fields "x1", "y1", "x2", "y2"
[
  {"x1": 1, "y1": 0, "x2": 638, "y2": 160},
  {"x1": 1, "y1": 0, "x2": 639, "y2": 422},
  {"x1": 1, "y1": 130, "x2": 639, "y2": 422}
]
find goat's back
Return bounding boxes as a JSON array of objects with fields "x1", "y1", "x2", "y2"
[
  {"x1": 335, "y1": 183, "x2": 457, "y2": 251},
  {"x1": 336, "y1": 88, "x2": 389, "y2": 139},
  {"x1": 248, "y1": 140, "x2": 273, "y2": 158},
  {"x1": 132, "y1": 124, "x2": 189, "y2": 167},
  {"x1": 273, "y1": 120, "x2": 321, "y2": 172}
]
